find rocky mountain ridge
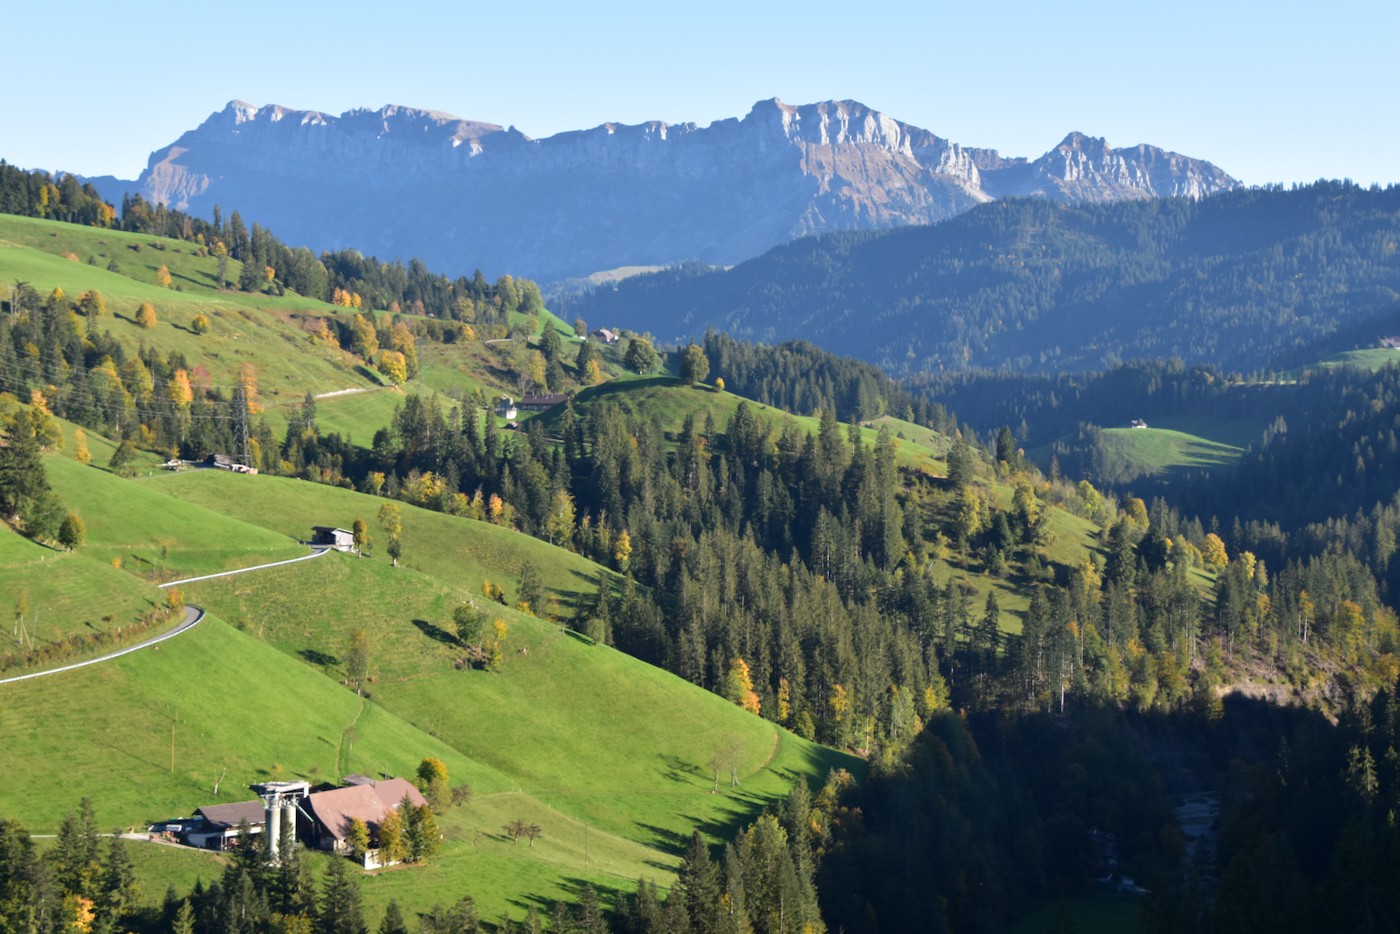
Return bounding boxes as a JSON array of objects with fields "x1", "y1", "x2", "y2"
[{"x1": 97, "y1": 98, "x2": 1238, "y2": 282}]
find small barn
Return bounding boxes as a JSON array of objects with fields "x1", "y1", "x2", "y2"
[
  {"x1": 184, "y1": 800, "x2": 267, "y2": 850},
  {"x1": 311, "y1": 526, "x2": 356, "y2": 552},
  {"x1": 590, "y1": 328, "x2": 620, "y2": 344}
]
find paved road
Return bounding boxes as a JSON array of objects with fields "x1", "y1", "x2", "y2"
[
  {"x1": 156, "y1": 546, "x2": 330, "y2": 588},
  {"x1": 0, "y1": 546, "x2": 330, "y2": 686}
]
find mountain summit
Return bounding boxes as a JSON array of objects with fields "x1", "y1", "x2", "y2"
[{"x1": 108, "y1": 98, "x2": 1237, "y2": 281}]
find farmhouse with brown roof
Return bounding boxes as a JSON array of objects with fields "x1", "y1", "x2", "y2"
[{"x1": 303, "y1": 777, "x2": 426, "y2": 858}]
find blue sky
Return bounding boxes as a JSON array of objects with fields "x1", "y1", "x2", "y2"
[{"x1": 6, "y1": 0, "x2": 1396, "y2": 186}]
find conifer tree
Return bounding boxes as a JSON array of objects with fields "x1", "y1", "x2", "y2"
[
  {"x1": 316, "y1": 857, "x2": 365, "y2": 934},
  {"x1": 676, "y1": 832, "x2": 721, "y2": 934},
  {"x1": 51, "y1": 798, "x2": 101, "y2": 899},
  {"x1": 377, "y1": 901, "x2": 408, "y2": 934}
]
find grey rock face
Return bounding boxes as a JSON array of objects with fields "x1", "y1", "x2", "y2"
[{"x1": 114, "y1": 98, "x2": 1237, "y2": 281}]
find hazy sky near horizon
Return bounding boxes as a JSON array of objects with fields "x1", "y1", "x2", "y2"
[{"x1": 5, "y1": 0, "x2": 1396, "y2": 187}]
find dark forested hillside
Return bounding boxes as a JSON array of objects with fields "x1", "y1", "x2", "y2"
[{"x1": 563, "y1": 182, "x2": 1400, "y2": 376}]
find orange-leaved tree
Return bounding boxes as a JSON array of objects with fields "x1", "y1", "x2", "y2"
[{"x1": 724, "y1": 658, "x2": 762, "y2": 714}]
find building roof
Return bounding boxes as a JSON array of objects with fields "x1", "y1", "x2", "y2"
[
  {"x1": 518, "y1": 393, "x2": 569, "y2": 408},
  {"x1": 311, "y1": 526, "x2": 354, "y2": 535},
  {"x1": 305, "y1": 778, "x2": 426, "y2": 842},
  {"x1": 195, "y1": 800, "x2": 267, "y2": 830}
]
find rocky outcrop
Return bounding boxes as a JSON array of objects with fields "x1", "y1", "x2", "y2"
[{"x1": 105, "y1": 98, "x2": 1237, "y2": 282}]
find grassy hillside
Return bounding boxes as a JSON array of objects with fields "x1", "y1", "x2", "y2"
[
  {"x1": 1095, "y1": 426, "x2": 1243, "y2": 475},
  {"x1": 45, "y1": 454, "x2": 305, "y2": 581},
  {"x1": 2, "y1": 459, "x2": 854, "y2": 920},
  {"x1": 0, "y1": 216, "x2": 375, "y2": 407},
  {"x1": 145, "y1": 470, "x2": 610, "y2": 608},
  {"x1": 0, "y1": 215, "x2": 625, "y2": 448},
  {"x1": 0, "y1": 522, "x2": 163, "y2": 653},
  {"x1": 1281, "y1": 345, "x2": 1400, "y2": 378}
]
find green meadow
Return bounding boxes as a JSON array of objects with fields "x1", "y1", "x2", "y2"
[
  {"x1": 1, "y1": 459, "x2": 855, "y2": 922},
  {"x1": 1097, "y1": 426, "x2": 1244, "y2": 475}
]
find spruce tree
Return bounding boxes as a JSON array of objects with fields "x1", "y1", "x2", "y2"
[
  {"x1": 377, "y1": 901, "x2": 408, "y2": 934},
  {"x1": 676, "y1": 832, "x2": 720, "y2": 934},
  {"x1": 93, "y1": 833, "x2": 137, "y2": 934},
  {"x1": 171, "y1": 899, "x2": 195, "y2": 934},
  {"x1": 316, "y1": 858, "x2": 365, "y2": 934},
  {"x1": 51, "y1": 799, "x2": 101, "y2": 899}
]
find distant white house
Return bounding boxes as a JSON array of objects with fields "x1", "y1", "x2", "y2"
[
  {"x1": 311, "y1": 526, "x2": 356, "y2": 552},
  {"x1": 497, "y1": 396, "x2": 518, "y2": 419},
  {"x1": 1130, "y1": 419, "x2": 1149, "y2": 429}
]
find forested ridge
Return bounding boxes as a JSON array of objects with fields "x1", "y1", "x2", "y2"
[{"x1": 562, "y1": 181, "x2": 1400, "y2": 376}]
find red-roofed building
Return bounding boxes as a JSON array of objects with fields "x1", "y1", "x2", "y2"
[{"x1": 303, "y1": 777, "x2": 425, "y2": 861}]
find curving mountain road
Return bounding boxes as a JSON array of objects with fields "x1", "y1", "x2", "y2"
[{"x1": 0, "y1": 546, "x2": 330, "y2": 686}]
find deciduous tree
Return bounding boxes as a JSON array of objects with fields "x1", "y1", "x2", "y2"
[
  {"x1": 453, "y1": 603, "x2": 485, "y2": 647},
  {"x1": 545, "y1": 489, "x2": 575, "y2": 548},
  {"x1": 376, "y1": 351, "x2": 408, "y2": 386},
  {"x1": 403, "y1": 799, "x2": 440, "y2": 862},
  {"x1": 1202, "y1": 533, "x2": 1229, "y2": 568},
  {"x1": 377, "y1": 503, "x2": 402, "y2": 567},
  {"x1": 416, "y1": 758, "x2": 450, "y2": 811},
  {"x1": 72, "y1": 428, "x2": 91, "y2": 465},
  {"x1": 213, "y1": 241, "x2": 230, "y2": 289},
  {"x1": 345, "y1": 630, "x2": 371, "y2": 695},
  {"x1": 623, "y1": 337, "x2": 659, "y2": 375},
  {"x1": 58, "y1": 513, "x2": 85, "y2": 551},
  {"x1": 724, "y1": 658, "x2": 761, "y2": 714},
  {"x1": 346, "y1": 819, "x2": 370, "y2": 863},
  {"x1": 680, "y1": 343, "x2": 709, "y2": 385},
  {"x1": 374, "y1": 809, "x2": 406, "y2": 866}
]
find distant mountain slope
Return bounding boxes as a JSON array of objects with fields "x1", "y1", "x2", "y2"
[
  {"x1": 566, "y1": 181, "x2": 1400, "y2": 375},
  {"x1": 94, "y1": 98, "x2": 1236, "y2": 282}
]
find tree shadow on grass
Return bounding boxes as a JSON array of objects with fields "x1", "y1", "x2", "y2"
[
  {"x1": 411, "y1": 618, "x2": 458, "y2": 647},
  {"x1": 657, "y1": 753, "x2": 702, "y2": 784},
  {"x1": 631, "y1": 820, "x2": 692, "y2": 858},
  {"x1": 299, "y1": 648, "x2": 340, "y2": 667},
  {"x1": 507, "y1": 875, "x2": 637, "y2": 924}
]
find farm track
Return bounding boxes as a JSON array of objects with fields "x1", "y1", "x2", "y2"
[{"x1": 0, "y1": 546, "x2": 330, "y2": 685}]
